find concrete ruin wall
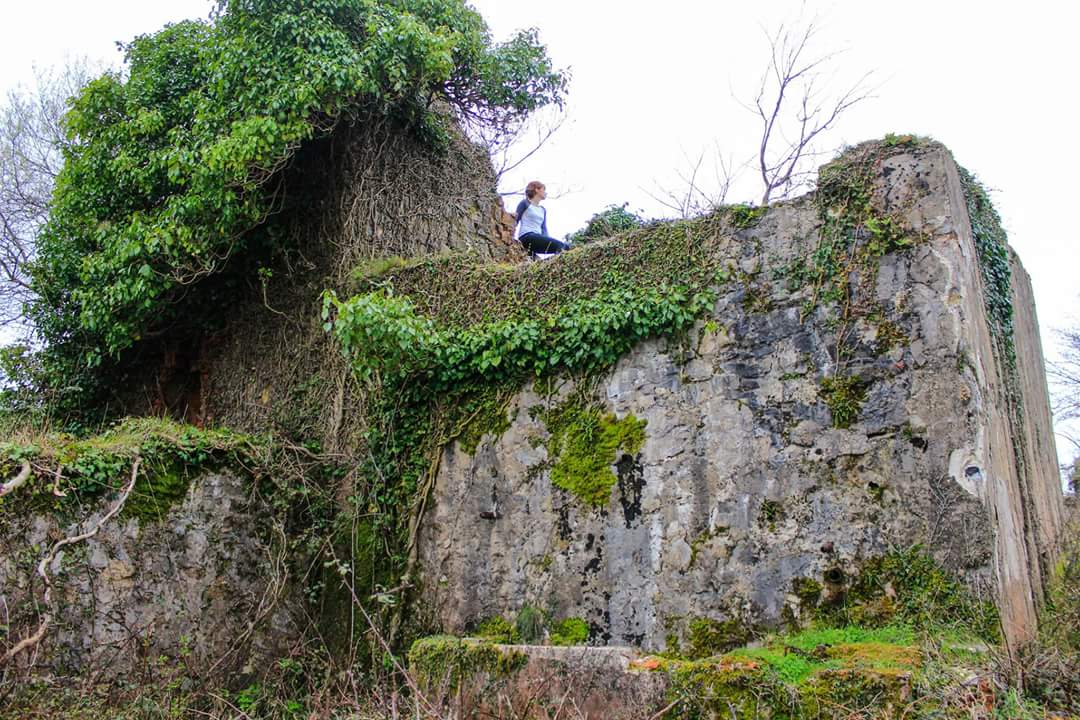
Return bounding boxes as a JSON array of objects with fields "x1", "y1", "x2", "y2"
[
  {"x1": 417, "y1": 144, "x2": 1065, "y2": 651},
  {"x1": 0, "y1": 472, "x2": 299, "y2": 675},
  {"x1": 0, "y1": 141, "x2": 1064, "y2": 678}
]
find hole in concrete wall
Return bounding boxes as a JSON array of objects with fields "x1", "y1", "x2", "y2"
[{"x1": 824, "y1": 567, "x2": 846, "y2": 585}]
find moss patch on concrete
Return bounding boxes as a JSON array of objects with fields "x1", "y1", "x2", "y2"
[
  {"x1": 475, "y1": 615, "x2": 518, "y2": 644},
  {"x1": 408, "y1": 636, "x2": 527, "y2": 692},
  {"x1": 540, "y1": 397, "x2": 646, "y2": 508},
  {"x1": 647, "y1": 625, "x2": 920, "y2": 719},
  {"x1": 549, "y1": 617, "x2": 589, "y2": 646},
  {"x1": 684, "y1": 617, "x2": 758, "y2": 659},
  {"x1": 0, "y1": 417, "x2": 253, "y2": 522}
]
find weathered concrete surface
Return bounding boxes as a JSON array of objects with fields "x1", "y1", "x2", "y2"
[
  {"x1": 413, "y1": 642, "x2": 668, "y2": 719},
  {"x1": 418, "y1": 144, "x2": 1064, "y2": 650},
  {"x1": 0, "y1": 472, "x2": 298, "y2": 675},
  {"x1": 1008, "y1": 253, "x2": 1067, "y2": 592}
]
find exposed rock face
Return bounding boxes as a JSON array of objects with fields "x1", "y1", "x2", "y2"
[
  {"x1": 0, "y1": 472, "x2": 296, "y2": 675},
  {"x1": 417, "y1": 145, "x2": 1065, "y2": 650}
]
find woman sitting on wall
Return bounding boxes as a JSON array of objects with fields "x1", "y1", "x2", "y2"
[{"x1": 515, "y1": 181, "x2": 569, "y2": 255}]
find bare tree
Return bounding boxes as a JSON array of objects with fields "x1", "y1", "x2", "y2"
[
  {"x1": 1049, "y1": 324, "x2": 1080, "y2": 459},
  {"x1": 747, "y1": 17, "x2": 873, "y2": 205},
  {"x1": 649, "y1": 15, "x2": 872, "y2": 217},
  {"x1": 646, "y1": 144, "x2": 738, "y2": 219},
  {"x1": 0, "y1": 58, "x2": 97, "y2": 333},
  {"x1": 464, "y1": 103, "x2": 569, "y2": 195}
]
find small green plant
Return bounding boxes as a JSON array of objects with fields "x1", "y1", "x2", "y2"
[
  {"x1": 726, "y1": 204, "x2": 767, "y2": 229},
  {"x1": 873, "y1": 319, "x2": 907, "y2": 354},
  {"x1": 792, "y1": 577, "x2": 823, "y2": 611},
  {"x1": 515, "y1": 605, "x2": 546, "y2": 644},
  {"x1": 819, "y1": 375, "x2": 867, "y2": 429},
  {"x1": 235, "y1": 683, "x2": 261, "y2": 713},
  {"x1": 882, "y1": 133, "x2": 918, "y2": 147},
  {"x1": 759, "y1": 499, "x2": 785, "y2": 531},
  {"x1": 549, "y1": 617, "x2": 589, "y2": 646}
]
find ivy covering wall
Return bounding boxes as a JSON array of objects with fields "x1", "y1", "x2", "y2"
[{"x1": 25, "y1": 0, "x2": 566, "y2": 409}]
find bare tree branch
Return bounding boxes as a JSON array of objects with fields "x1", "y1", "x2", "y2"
[
  {"x1": 0, "y1": 460, "x2": 31, "y2": 497},
  {"x1": 465, "y1": 104, "x2": 569, "y2": 191},
  {"x1": 1050, "y1": 329, "x2": 1080, "y2": 408},
  {"x1": 1049, "y1": 325, "x2": 1080, "y2": 467},
  {"x1": 646, "y1": 145, "x2": 741, "y2": 219},
  {"x1": 745, "y1": 16, "x2": 875, "y2": 205}
]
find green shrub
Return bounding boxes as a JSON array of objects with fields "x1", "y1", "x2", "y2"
[
  {"x1": 475, "y1": 616, "x2": 517, "y2": 644},
  {"x1": 566, "y1": 203, "x2": 645, "y2": 245},
  {"x1": 817, "y1": 547, "x2": 999, "y2": 640}
]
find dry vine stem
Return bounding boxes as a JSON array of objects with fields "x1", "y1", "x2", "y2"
[
  {"x1": 0, "y1": 459, "x2": 30, "y2": 497},
  {"x1": 1, "y1": 456, "x2": 142, "y2": 665},
  {"x1": 326, "y1": 543, "x2": 447, "y2": 720}
]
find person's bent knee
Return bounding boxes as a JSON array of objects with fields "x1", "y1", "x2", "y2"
[{"x1": 520, "y1": 232, "x2": 566, "y2": 254}]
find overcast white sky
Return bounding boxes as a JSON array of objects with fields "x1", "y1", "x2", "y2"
[{"x1": 2, "y1": 0, "x2": 1078, "y2": 468}]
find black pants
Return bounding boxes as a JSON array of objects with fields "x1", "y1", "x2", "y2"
[{"x1": 519, "y1": 232, "x2": 568, "y2": 254}]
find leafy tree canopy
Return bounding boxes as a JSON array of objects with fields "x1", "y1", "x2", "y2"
[{"x1": 27, "y1": 0, "x2": 566, "y2": 389}]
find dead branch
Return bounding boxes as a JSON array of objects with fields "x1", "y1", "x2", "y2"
[
  {"x1": 646, "y1": 145, "x2": 740, "y2": 219},
  {"x1": 1, "y1": 456, "x2": 141, "y2": 666},
  {"x1": 0, "y1": 460, "x2": 30, "y2": 497}
]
